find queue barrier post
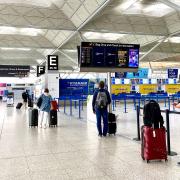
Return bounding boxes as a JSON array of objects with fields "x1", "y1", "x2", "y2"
[
  {"x1": 165, "y1": 109, "x2": 177, "y2": 156},
  {"x1": 64, "y1": 99, "x2": 66, "y2": 114},
  {"x1": 70, "y1": 99, "x2": 72, "y2": 116},
  {"x1": 82, "y1": 99, "x2": 84, "y2": 110},
  {"x1": 124, "y1": 97, "x2": 127, "y2": 113},
  {"x1": 79, "y1": 99, "x2": 81, "y2": 119},
  {"x1": 112, "y1": 100, "x2": 115, "y2": 111},
  {"x1": 133, "y1": 105, "x2": 141, "y2": 141},
  {"x1": 74, "y1": 101, "x2": 77, "y2": 109}
]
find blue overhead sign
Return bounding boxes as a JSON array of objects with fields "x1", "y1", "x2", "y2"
[
  {"x1": 168, "y1": 69, "x2": 178, "y2": 79},
  {"x1": 59, "y1": 79, "x2": 89, "y2": 97},
  {"x1": 115, "y1": 68, "x2": 148, "y2": 79}
]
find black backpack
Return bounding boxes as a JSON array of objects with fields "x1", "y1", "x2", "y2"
[
  {"x1": 37, "y1": 95, "x2": 43, "y2": 108},
  {"x1": 143, "y1": 100, "x2": 164, "y2": 128}
]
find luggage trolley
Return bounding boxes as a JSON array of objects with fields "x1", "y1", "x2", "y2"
[{"x1": 6, "y1": 92, "x2": 14, "y2": 107}]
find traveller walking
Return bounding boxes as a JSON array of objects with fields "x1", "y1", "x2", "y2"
[
  {"x1": 22, "y1": 90, "x2": 29, "y2": 109},
  {"x1": 92, "y1": 81, "x2": 111, "y2": 137},
  {"x1": 38, "y1": 88, "x2": 52, "y2": 129}
]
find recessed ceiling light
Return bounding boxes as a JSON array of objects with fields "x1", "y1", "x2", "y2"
[
  {"x1": 1, "y1": 47, "x2": 31, "y2": 51},
  {"x1": 63, "y1": 49, "x2": 77, "y2": 53},
  {"x1": 0, "y1": 0, "x2": 51, "y2": 7},
  {"x1": 83, "y1": 32, "x2": 125, "y2": 40},
  {"x1": 0, "y1": 26, "x2": 44, "y2": 36}
]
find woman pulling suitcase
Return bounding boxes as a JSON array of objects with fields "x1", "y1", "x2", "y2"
[{"x1": 38, "y1": 88, "x2": 52, "y2": 129}]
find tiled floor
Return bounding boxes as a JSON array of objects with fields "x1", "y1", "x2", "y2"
[{"x1": 0, "y1": 101, "x2": 180, "y2": 180}]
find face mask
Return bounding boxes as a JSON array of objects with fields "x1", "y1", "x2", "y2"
[{"x1": 44, "y1": 92, "x2": 48, "y2": 96}]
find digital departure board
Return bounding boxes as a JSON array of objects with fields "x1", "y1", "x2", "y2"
[{"x1": 80, "y1": 42, "x2": 139, "y2": 72}]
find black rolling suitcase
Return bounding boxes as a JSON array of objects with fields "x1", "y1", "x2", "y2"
[
  {"x1": 108, "y1": 113, "x2": 117, "y2": 135},
  {"x1": 28, "y1": 99, "x2": 33, "y2": 108},
  {"x1": 29, "y1": 108, "x2": 38, "y2": 127},
  {"x1": 16, "y1": 103, "x2": 23, "y2": 109},
  {"x1": 49, "y1": 110, "x2": 57, "y2": 127}
]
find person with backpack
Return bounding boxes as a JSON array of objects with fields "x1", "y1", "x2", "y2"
[
  {"x1": 38, "y1": 88, "x2": 52, "y2": 129},
  {"x1": 92, "y1": 81, "x2": 111, "y2": 137},
  {"x1": 22, "y1": 90, "x2": 29, "y2": 109}
]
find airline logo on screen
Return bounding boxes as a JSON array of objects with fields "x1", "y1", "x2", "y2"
[
  {"x1": 48, "y1": 55, "x2": 58, "y2": 70},
  {"x1": 37, "y1": 66, "x2": 45, "y2": 77}
]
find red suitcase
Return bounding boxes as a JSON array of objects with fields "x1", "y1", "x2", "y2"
[{"x1": 141, "y1": 126, "x2": 167, "y2": 163}]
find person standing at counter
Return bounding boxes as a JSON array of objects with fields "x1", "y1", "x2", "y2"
[{"x1": 92, "y1": 81, "x2": 111, "y2": 137}]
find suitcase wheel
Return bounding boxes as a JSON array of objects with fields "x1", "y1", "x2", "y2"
[
  {"x1": 146, "y1": 160, "x2": 149, "y2": 163},
  {"x1": 165, "y1": 159, "x2": 168, "y2": 162}
]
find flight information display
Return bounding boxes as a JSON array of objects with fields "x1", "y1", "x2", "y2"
[{"x1": 80, "y1": 42, "x2": 139, "y2": 72}]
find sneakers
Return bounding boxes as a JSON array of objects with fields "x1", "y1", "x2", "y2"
[{"x1": 39, "y1": 124, "x2": 42, "y2": 128}]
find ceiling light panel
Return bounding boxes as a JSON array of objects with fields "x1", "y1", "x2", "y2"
[
  {"x1": 169, "y1": 37, "x2": 180, "y2": 43},
  {"x1": 0, "y1": 0, "x2": 53, "y2": 7},
  {"x1": 0, "y1": 47, "x2": 31, "y2": 51},
  {"x1": 0, "y1": 26, "x2": 44, "y2": 36},
  {"x1": 115, "y1": 1, "x2": 174, "y2": 17},
  {"x1": 83, "y1": 32, "x2": 125, "y2": 40}
]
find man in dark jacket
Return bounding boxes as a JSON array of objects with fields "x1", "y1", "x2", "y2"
[
  {"x1": 92, "y1": 81, "x2": 111, "y2": 137},
  {"x1": 22, "y1": 90, "x2": 29, "y2": 108}
]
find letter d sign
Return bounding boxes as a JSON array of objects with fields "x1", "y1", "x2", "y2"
[{"x1": 48, "y1": 55, "x2": 58, "y2": 70}]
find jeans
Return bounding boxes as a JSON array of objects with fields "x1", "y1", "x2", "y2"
[{"x1": 95, "y1": 108, "x2": 108, "y2": 136}]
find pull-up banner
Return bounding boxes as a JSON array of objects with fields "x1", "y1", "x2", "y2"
[
  {"x1": 59, "y1": 79, "x2": 89, "y2": 97},
  {"x1": 48, "y1": 55, "x2": 58, "y2": 70},
  {"x1": 0, "y1": 65, "x2": 30, "y2": 77},
  {"x1": 37, "y1": 66, "x2": 45, "y2": 77}
]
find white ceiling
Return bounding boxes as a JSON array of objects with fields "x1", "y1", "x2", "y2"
[{"x1": 0, "y1": 0, "x2": 179, "y2": 72}]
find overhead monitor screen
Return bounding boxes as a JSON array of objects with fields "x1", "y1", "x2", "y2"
[{"x1": 80, "y1": 42, "x2": 139, "y2": 72}]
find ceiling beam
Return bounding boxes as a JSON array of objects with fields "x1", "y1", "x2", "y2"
[
  {"x1": 58, "y1": 50, "x2": 77, "y2": 65},
  {"x1": 51, "y1": 0, "x2": 112, "y2": 55}
]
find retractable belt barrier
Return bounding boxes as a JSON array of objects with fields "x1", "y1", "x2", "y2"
[
  {"x1": 112, "y1": 93, "x2": 170, "y2": 113},
  {"x1": 55, "y1": 96, "x2": 87, "y2": 119},
  {"x1": 134, "y1": 105, "x2": 179, "y2": 156}
]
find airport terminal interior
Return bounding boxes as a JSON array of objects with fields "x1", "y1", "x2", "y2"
[{"x1": 0, "y1": 0, "x2": 180, "y2": 179}]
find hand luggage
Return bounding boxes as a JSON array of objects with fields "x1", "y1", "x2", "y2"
[
  {"x1": 28, "y1": 99, "x2": 33, "y2": 107},
  {"x1": 108, "y1": 112, "x2": 116, "y2": 122},
  {"x1": 29, "y1": 108, "x2": 38, "y2": 127},
  {"x1": 37, "y1": 96, "x2": 43, "y2": 108},
  {"x1": 143, "y1": 100, "x2": 164, "y2": 128},
  {"x1": 108, "y1": 113, "x2": 116, "y2": 135},
  {"x1": 49, "y1": 110, "x2": 57, "y2": 127},
  {"x1": 108, "y1": 122, "x2": 117, "y2": 135},
  {"x1": 16, "y1": 103, "x2": 23, "y2": 109},
  {"x1": 141, "y1": 126, "x2": 167, "y2": 163},
  {"x1": 51, "y1": 100, "x2": 58, "y2": 110}
]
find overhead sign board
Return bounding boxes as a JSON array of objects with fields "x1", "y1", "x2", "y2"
[
  {"x1": 168, "y1": 69, "x2": 178, "y2": 79},
  {"x1": 37, "y1": 66, "x2": 45, "y2": 77},
  {"x1": 0, "y1": 65, "x2": 30, "y2": 77},
  {"x1": 48, "y1": 55, "x2": 58, "y2": 70},
  {"x1": 115, "y1": 68, "x2": 148, "y2": 79},
  {"x1": 80, "y1": 42, "x2": 140, "y2": 72}
]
